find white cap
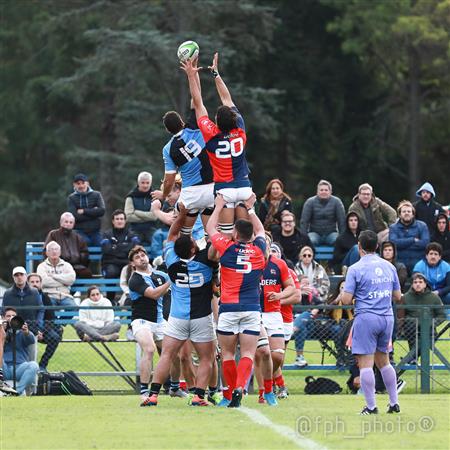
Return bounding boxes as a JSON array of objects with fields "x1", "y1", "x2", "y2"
[{"x1": 12, "y1": 266, "x2": 27, "y2": 276}]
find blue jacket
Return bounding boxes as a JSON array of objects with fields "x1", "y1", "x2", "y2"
[
  {"x1": 413, "y1": 259, "x2": 450, "y2": 297},
  {"x1": 3, "y1": 331, "x2": 36, "y2": 366},
  {"x1": 389, "y1": 219, "x2": 430, "y2": 264}
]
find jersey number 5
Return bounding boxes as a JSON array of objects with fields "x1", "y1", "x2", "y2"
[
  {"x1": 215, "y1": 137, "x2": 244, "y2": 159},
  {"x1": 236, "y1": 254, "x2": 252, "y2": 274}
]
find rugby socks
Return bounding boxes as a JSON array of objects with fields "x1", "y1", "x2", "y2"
[
  {"x1": 208, "y1": 385, "x2": 218, "y2": 396},
  {"x1": 222, "y1": 359, "x2": 237, "y2": 400},
  {"x1": 380, "y1": 364, "x2": 398, "y2": 406},
  {"x1": 360, "y1": 368, "x2": 376, "y2": 410},
  {"x1": 149, "y1": 382, "x2": 162, "y2": 396},
  {"x1": 264, "y1": 379, "x2": 273, "y2": 395},
  {"x1": 170, "y1": 380, "x2": 180, "y2": 392},
  {"x1": 236, "y1": 357, "x2": 253, "y2": 390},
  {"x1": 258, "y1": 388, "x2": 264, "y2": 398},
  {"x1": 140, "y1": 382, "x2": 149, "y2": 396},
  {"x1": 195, "y1": 388, "x2": 206, "y2": 399},
  {"x1": 273, "y1": 374, "x2": 285, "y2": 388}
]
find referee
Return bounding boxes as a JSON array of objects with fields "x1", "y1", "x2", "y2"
[{"x1": 341, "y1": 230, "x2": 402, "y2": 415}]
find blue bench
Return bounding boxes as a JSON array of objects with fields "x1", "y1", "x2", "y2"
[
  {"x1": 72, "y1": 278, "x2": 122, "y2": 294},
  {"x1": 314, "y1": 245, "x2": 334, "y2": 261},
  {"x1": 55, "y1": 309, "x2": 131, "y2": 326}
]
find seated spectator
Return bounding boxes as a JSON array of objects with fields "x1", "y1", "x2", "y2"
[
  {"x1": 413, "y1": 242, "x2": 450, "y2": 305},
  {"x1": 258, "y1": 178, "x2": 292, "y2": 233},
  {"x1": 330, "y1": 212, "x2": 361, "y2": 274},
  {"x1": 300, "y1": 180, "x2": 346, "y2": 246},
  {"x1": 27, "y1": 273, "x2": 63, "y2": 372},
  {"x1": 272, "y1": 211, "x2": 313, "y2": 265},
  {"x1": 348, "y1": 183, "x2": 396, "y2": 243},
  {"x1": 2, "y1": 307, "x2": 39, "y2": 396},
  {"x1": 67, "y1": 173, "x2": 105, "y2": 246},
  {"x1": 124, "y1": 171, "x2": 158, "y2": 245},
  {"x1": 294, "y1": 246, "x2": 330, "y2": 302},
  {"x1": 399, "y1": 273, "x2": 445, "y2": 353},
  {"x1": 2, "y1": 267, "x2": 44, "y2": 328},
  {"x1": 44, "y1": 212, "x2": 92, "y2": 278},
  {"x1": 74, "y1": 286, "x2": 120, "y2": 342},
  {"x1": 413, "y1": 182, "x2": 444, "y2": 235},
  {"x1": 36, "y1": 241, "x2": 77, "y2": 308},
  {"x1": 432, "y1": 213, "x2": 449, "y2": 262},
  {"x1": 101, "y1": 209, "x2": 140, "y2": 280},
  {"x1": 0, "y1": 317, "x2": 18, "y2": 395},
  {"x1": 380, "y1": 241, "x2": 408, "y2": 292},
  {"x1": 389, "y1": 200, "x2": 430, "y2": 274}
]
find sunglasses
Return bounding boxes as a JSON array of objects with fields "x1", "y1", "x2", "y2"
[{"x1": 301, "y1": 254, "x2": 313, "y2": 258}]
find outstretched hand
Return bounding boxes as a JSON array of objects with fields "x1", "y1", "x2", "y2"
[
  {"x1": 208, "y1": 52, "x2": 219, "y2": 73},
  {"x1": 244, "y1": 192, "x2": 257, "y2": 209},
  {"x1": 214, "y1": 194, "x2": 226, "y2": 209},
  {"x1": 177, "y1": 201, "x2": 187, "y2": 215},
  {"x1": 180, "y1": 58, "x2": 202, "y2": 76}
]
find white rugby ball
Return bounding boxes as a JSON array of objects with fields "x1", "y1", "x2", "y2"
[{"x1": 177, "y1": 40, "x2": 199, "y2": 62}]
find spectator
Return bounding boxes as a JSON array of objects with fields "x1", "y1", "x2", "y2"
[
  {"x1": 2, "y1": 307, "x2": 39, "y2": 396},
  {"x1": 292, "y1": 275, "x2": 323, "y2": 367},
  {"x1": 389, "y1": 200, "x2": 430, "y2": 274},
  {"x1": 258, "y1": 178, "x2": 292, "y2": 233},
  {"x1": 272, "y1": 211, "x2": 313, "y2": 265},
  {"x1": 0, "y1": 317, "x2": 18, "y2": 395},
  {"x1": 27, "y1": 273, "x2": 63, "y2": 372},
  {"x1": 413, "y1": 182, "x2": 444, "y2": 234},
  {"x1": 101, "y1": 209, "x2": 141, "y2": 280},
  {"x1": 330, "y1": 212, "x2": 361, "y2": 274},
  {"x1": 67, "y1": 173, "x2": 105, "y2": 246},
  {"x1": 348, "y1": 183, "x2": 396, "y2": 243},
  {"x1": 432, "y1": 213, "x2": 449, "y2": 262},
  {"x1": 124, "y1": 171, "x2": 158, "y2": 245},
  {"x1": 400, "y1": 273, "x2": 445, "y2": 353},
  {"x1": 2, "y1": 267, "x2": 44, "y2": 327},
  {"x1": 380, "y1": 242, "x2": 408, "y2": 292},
  {"x1": 36, "y1": 241, "x2": 77, "y2": 308},
  {"x1": 74, "y1": 286, "x2": 120, "y2": 342},
  {"x1": 300, "y1": 180, "x2": 346, "y2": 246},
  {"x1": 413, "y1": 242, "x2": 450, "y2": 305},
  {"x1": 294, "y1": 246, "x2": 330, "y2": 302},
  {"x1": 44, "y1": 212, "x2": 91, "y2": 278}
]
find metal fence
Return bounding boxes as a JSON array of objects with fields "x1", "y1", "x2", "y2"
[{"x1": 2, "y1": 305, "x2": 449, "y2": 395}]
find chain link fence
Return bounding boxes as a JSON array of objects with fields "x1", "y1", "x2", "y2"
[{"x1": 2, "y1": 305, "x2": 449, "y2": 395}]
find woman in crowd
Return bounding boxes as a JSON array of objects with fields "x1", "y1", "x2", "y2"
[{"x1": 258, "y1": 179, "x2": 292, "y2": 233}]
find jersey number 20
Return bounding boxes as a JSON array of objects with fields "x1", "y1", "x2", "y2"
[{"x1": 215, "y1": 137, "x2": 244, "y2": 159}]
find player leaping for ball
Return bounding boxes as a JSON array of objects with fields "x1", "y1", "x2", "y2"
[{"x1": 182, "y1": 53, "x2": 253, "y2": 236}]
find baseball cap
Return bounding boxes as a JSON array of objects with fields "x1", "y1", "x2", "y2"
[
  {"x1": 12, "y1": 266, "x2": 27, "y2": 276},
  {"x1": 73, "y1": 173, "x2": 88, "y2": 182}
]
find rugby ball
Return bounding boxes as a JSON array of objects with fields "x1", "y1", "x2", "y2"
[{"x1": 177, "y1": 40, "x2": 199, "y2": 62}]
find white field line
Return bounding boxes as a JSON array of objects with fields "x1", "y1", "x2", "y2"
[{"x1": 239, "y1": 406, "x2": 328, "y2": 450}]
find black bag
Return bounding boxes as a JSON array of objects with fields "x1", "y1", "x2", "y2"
[
  {"x1": 36, "y1": 371, "x2": 92, "y2": 396},
  {"x1": 304, "y1": 376, "x2": 342, "y2": 395}
]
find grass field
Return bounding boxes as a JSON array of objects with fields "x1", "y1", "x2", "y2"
[{"x1": 1, "y1": 394, "x2": 448, "y2": 449}]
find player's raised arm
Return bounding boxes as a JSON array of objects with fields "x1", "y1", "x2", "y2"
[
  {"x1": 244, "y1": 193, "x2": 264, "y2": 238},
  {"x1": 209, "y1": 53, "x2": 234, "y2": 108},
  {"x1": 206, "y1": 194, "x2": 226, "y2": 239},
  {"x1": 181, "y1": 58, "x2": 208, "y2": 120},
  {"x1": 166, "y1": 202, "x2": 188, "y2": 242}
]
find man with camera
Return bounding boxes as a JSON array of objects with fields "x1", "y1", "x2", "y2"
[{"x1": 2, "y1": 307, "x2": 39, "y2": 396}]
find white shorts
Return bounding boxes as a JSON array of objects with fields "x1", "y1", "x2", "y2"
[
  {"x1": 217, "y1": 311, "x2": 260, "y2": 335},
  {"x1": 164, "y1": 314, "x2": 215, "y2": 343},
  {"x1": 216, "y1": 187, "x2": 253, "y2": 208},
  {"x1": 179, "y1": 183, "x2": 214, "y2": 213},
  {"x1": 283, "y1": 321, "x2": 294, "y2": 342},
  {"x1": 261, "y1": 312, "x2": 285, "y2": 338},
  {"x1": 131, "y1": 319, "x2": 164, "y2": 341}
]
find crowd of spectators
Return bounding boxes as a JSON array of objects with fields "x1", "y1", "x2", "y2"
[{"x1": 0, "y1": 171, "x2": 448, "y2": 395}]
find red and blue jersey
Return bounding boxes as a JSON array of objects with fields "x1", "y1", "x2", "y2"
[
  {"x1": 211, "y1": 233, "x2": 266, "y2": 313},
  {"x1": 260, "y1": 255, "x2": 291, "y2": 313},
  {"x1": 281, "y1": 268, "x2": 300, "y2": 323},
  {"x1": 198, "y1": 107, "x2": 251, "y2": 190}
]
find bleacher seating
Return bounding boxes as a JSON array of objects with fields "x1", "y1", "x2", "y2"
[{"x1": 314, "y1": 245, "x2": 334, "y2": 261}]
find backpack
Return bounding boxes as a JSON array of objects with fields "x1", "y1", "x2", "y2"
[
  {"x1": 36, "y1": 371, "x2": 92, "y2": 396},
  {"x1": 304, "y1": 376, "x2": 342, "y2": 395}
]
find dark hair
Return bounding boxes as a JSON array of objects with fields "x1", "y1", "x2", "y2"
[
  {"x1": 87, "y1": 285, "x2": 100, "y2": 297},
  {"x1": 27, "y1": 272, "x2": 41, "y2": 281},
  {"x1": 128, "y1": 245, "x2": 148, "y2": 261},
  {"x1": 426, "y1": 242, "x2": 442, "y2": 256},
  {"x1": 3, "y1": 307, "x2": 17, "y2": 314},
  {"x1": 358, "y1": 230, "x2": 378, "y2": 252},
  {"x1": 163, "y1": 111, "x2": 184, "y2": 134},
  {"x1": 112, "y1": 209, "x2": 126, "y2": 220},
  {"x1": 235, "y1": 219, "x2": 254, "y2": 242},
  {"x1": 174, "y1": 235, "x2": 194, "y2": 259},
  {"x1": 327, "y1": 279, "x2": 346, "y2": 304},
  {"x1": 216, "y1": 105, "x2": 238, "y2": 133}
]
